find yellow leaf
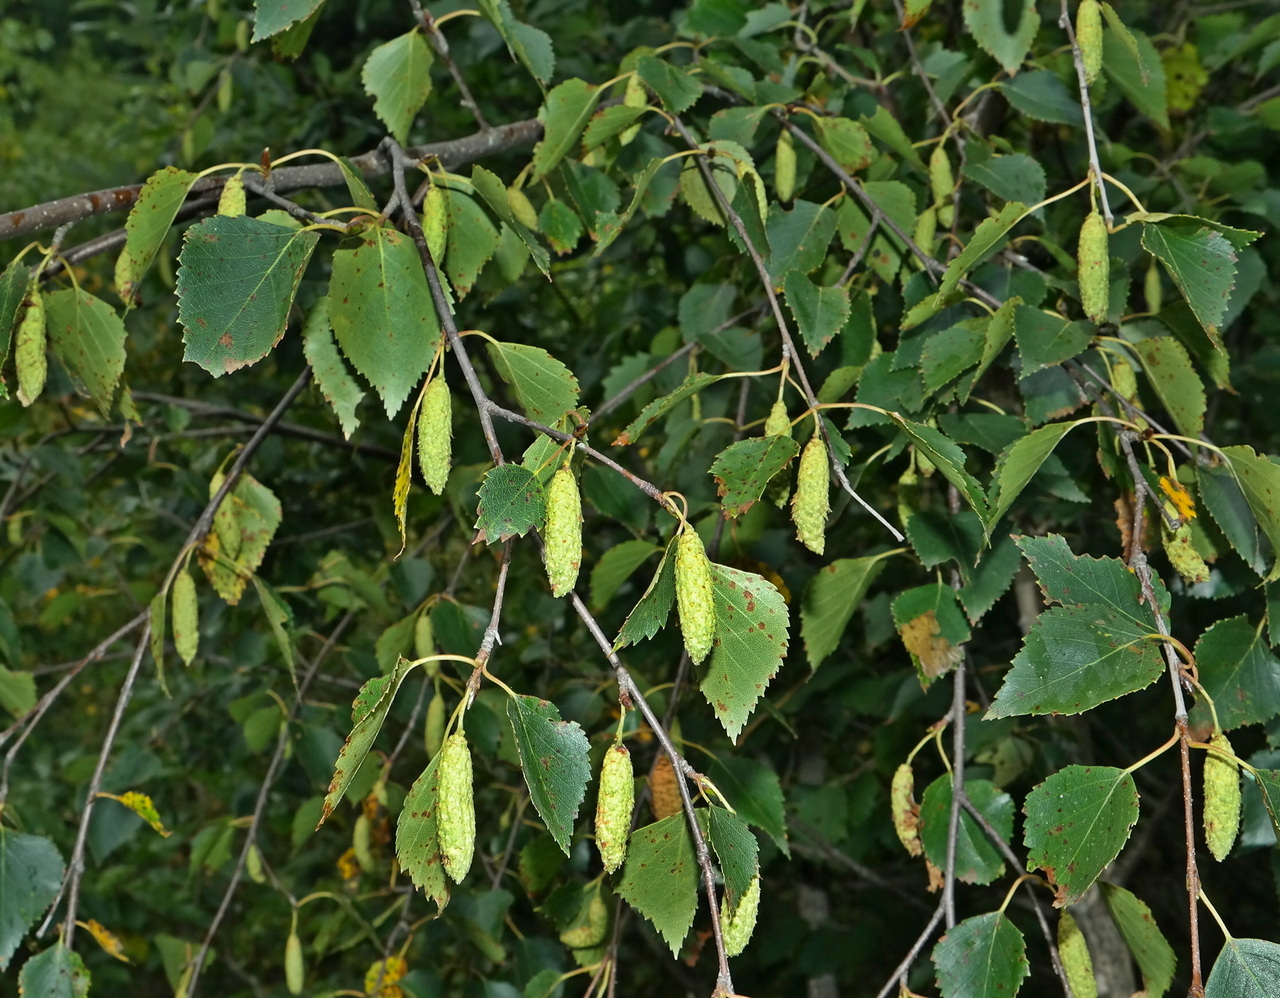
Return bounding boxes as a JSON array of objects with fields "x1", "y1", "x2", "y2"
[
  {"x1": 899, "y1": 610, "x2": 963, "y2": 678},
  {"x1": 98, "y1": 790, "x2": 172, "y2": 837},
  {"x1": 80, "y1": 918, "x2": 131, "y2": 963},
  {"x1": 364, "y1": 955, "x2": 408, "y2": 997},
  {"x1": 1159, "y1": 475, "x2": 1196, "y2": 520}
]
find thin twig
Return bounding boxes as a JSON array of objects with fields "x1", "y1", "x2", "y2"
[
  {"x1": 942, "y1": 655, "x2": 966, "y2": 930},
  {"x1": 1058, "y1": 0, "x2": 1113, "y2": 223},
  {"x1": 408, "y1": 0, "x2": 491, "y2": 130},
  {"x1": 873, "y1": 902, "x2": 946, "y2": 998}
]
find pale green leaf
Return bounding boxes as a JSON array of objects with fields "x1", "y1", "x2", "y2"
[
  {"x1": 319, "y1": 656, "x2": 419, "y2": 824},
  {"x1": 801, "y1": 555, "x2": 890, "y2": 670},
  {"x1": 1100, "y1": 883, "x2": 1177, "y2": 997},
  {"x1": 506, "y1": 695, "x2": 591, "y2": 854},
  {"x1": 1013, "y1": 305, "x2": 1092, "y2": 376},
  {"x1": 766, "y1": 200, "x2": 838, "y2": 283},
  {"x1": 617, "y1": 815, "x2": 699, "y2": 956},
  {"x1": 177, "y1": 215, "x2": 319, "y2": 377},
  {"x1": 252, "y1": 0, "x2": 325, "y2": 41},
  {"x1": 590, "y1": 540, "x2": 660, "y2": 610},
  {"x1": 1131, "y1": 336, "x2": 1206, "y2": 441},
  {"x1": 251, "y1": 576, "x2": 295, "y2": 682},
  {"x1": 1024, "y1": 767, "x2": 1140, "y2": 906},
  {"x1": 476, "y1": 0, "x2": 555, "y2": 84},
  {"x1": 701, "y1": 564, "x2": 790, "y2": 741},
  {"x1": 636, "y1": 55, "x2": 701, "y2": 113},
  {"x1": 0, "y1": 665, "x2": 35, "y2": 719},
  {"x1": 171, "y1": 568, "x2": 199, "y2": 667},
  {"x1": 784, "y1": 270, "x2": 851, "y2": 358},
  {"x1": 814, "y1": 116, "x2": 873, "y2": 174},
  {"x1": 43, "y1": 289, "x2": 127, "y2": 417},
  {"x1": 330, "y1": 225, "x2": 437, "y2": 418},
  {"x1": 1142, "y1": 223, "x2": 1239, "y2": 337},
  {"x1": 15, "y1": 944, "x2": 90, "y2": 998},
  {"x1": 470, "y1": 165, "x2": 550, "y2": 277},
  {"x1": 935, "y1": 203, "x2": 1027, "y2": 302},
  {"x1": 115, "y1": 166, "x2": 198, "y2": 306},
  {"x1": 442, "y1": 188, "x2": 500, "y2": 298},
  {"x1": 395, "y1": 754, "x2": 450, "y2": 911},
  {"x1": 962, "y1": 0, "x2": 1039, "y2": 74},
  {"x1": 484, "y1": 339, "x2": 580, "y2": 426},
  {"x1": 361, "y1": 30, "x2": 433, "y2": 145},
  {"x1": 301, "y1": 296, "x2": 363, "y2": 439},
  {"x1": 532, "y1": 79, "x2": 601, "y2": 182},
  {"x1": 1103, "y1": 28, "x2": 1168, "y2": 129}
]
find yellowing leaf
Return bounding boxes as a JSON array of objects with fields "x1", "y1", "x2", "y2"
[
  {"x1": 80, "y1": 918, "x2": 131, "y2": 963},
  {"x1": 1159, "y1": 475, "x2": 1196, "y2": 520},
  {"x1": 899, "y1": 610, "x2": 964, "y2": 678},
  {"x1": 98, "y1": 791, "x2": 172, "y2": 837}
]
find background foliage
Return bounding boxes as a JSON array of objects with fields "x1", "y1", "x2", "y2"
[{"x1": 3, "y1": 1, "x2": 1280, "y2": 996}]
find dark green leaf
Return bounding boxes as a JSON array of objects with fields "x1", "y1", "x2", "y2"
[
  {"x1": 1251, "y1": 769, "x2": 1280, "y2": 840},
  {"x1": 784, "y1": 270, "x2": 851, "y2": 357},
  {"x1": 766, "y1": 200, "x2": 838, "y2": 283},
  {"x1": 704, "y1": 807, "x2": 758, "y2": 908},
  {"x1": 616, "y1": 543, "x2": 676, "y2": 646},
  {"x1": 706, "y1": 755, "x2": 788, "y2": 855},
  {"x1": 886, "y1": 414, "x2": 988, "y2": 522},
  {"x1": 1222, "y1": 445, "x2": 1280, "y2": 581},
  {"x1": 177, "y1": 215, "x2": 318, "y2": 377},
  {"x1": 1205, "y1": 937, "x2": 1280, "y2": 998},
  {"x1": 1014, "y1": 305, "x2": 1092, "y2": 375},
  {"x1": 708, "y1": 436, "x2": 799, "y2": 518},
  {"x1": 801, "y1": 554, "x2": 890, "y2": 670},
  {"x1": 442, "y1": 189, "x2": 500, "y2": 298},
  {"x1": 1024, "y1": 767, "x2": 1140, "y2": 906},
  {"x1": 702, "y1": 564, "x2": 790, "y2": 741},
  {"x1": 1099, "y1": 882, "x2": 1177, "y2": 997},
  {"x1": 960, "y1": 533, "x2": 1023, "y2": 624},
  {"x1": 935, "y1": 202, "x2": 1027, "y2": 301},
  {"x1": 251, "y1": 576, "x2": 295, "y2": 682},
  {"x1": 618, "y1": 815, "x2": 699, "y2": 956},
  {"x1": 613, "y1": 371, "x2": 720, "y2": 446},
  {"x1": 997, "y1": 71, "x2": 1084, "y2": 126},
  {"x1": 932, "y1": 911, "x2": 1029, "y2": 998},
  {"x1": 475, "y1": 464, "x2": 547, "y2": 542},
  {"x1": 1188, "y1": 615, "x2": 1280, "y2": 732},
  {"x1": 963, "y1": 153, "x2": 1047, "y2": 206},
  {"x1": 1199, "y1": 463, "x2": 1268, "y2": 575},
  {"x1": 476, "y1": 0, "x2": 555, "y2": 84},
  {"x1": 636, "y1": 55, "x2": 701, "y2": 113},
  {"x1": 919, "y1": 778, "x2": 1013, "y2": 885},
  {"x1": 590, "y1": 540, "x2": 660, "y2": 610},
  {"x1": 1142, "y1": 223, "x2": 1239, "y2": 336},
  {"x1": 987, "y1": 419, "x2": 1090, "y2": 528},
  {"x1": 301, "y1": 296, "x2": 363, "y2": 439},
  {"x1": 0, "y1": 829, "x2": 64, "y2": 970},
  {"x1": 506, "y1": 695, "x2": 591, "y2": 854},
  {"x1": 15, "y1": 944, "x2": 90, "y2": 998},
  {"x1": 1103, "y1": 28, "x2": 1168, "y2": 129},
  {"x1": 921, "y1": 319, "x2": 986, "y2": 394},
  {"x1": 0, "y1": 262, "x2": 29, "y2": 366},
  {"x1": 962, "y1": 0, "x2": 1039, "y2": 74},
  {"x1": 470, "y1": 166, "x2": 550, "y2": 277},
  {"x1": 988, "y1": 535, "x2": 1168, "y2": 717}
]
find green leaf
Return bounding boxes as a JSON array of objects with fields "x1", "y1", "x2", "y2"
[
  {"x1": 320, "y1": 656, "x2": 419, "y2": 824},
  {"x1": 43, "y1": 289, "x2": 127, "y2": 417},
  {"x1": 636, "y1": 55, "x2": 701, "y2": 113},
  {"x1": 1103, "y1": 28, "x2": 1168, "y2": 130},
  {"x1": 613, "y1": 371, "x2": 720, "y2": 446},
  {"x1": 269, "y1": 5, "x2": 321, "y2": 57},
  {"x1": 708, "y1": 436, "x2": 800, "y2": 518},
  {"x1": 1188, "y1": 616, "x2": 1280, "y2": 732},
  {"x1": 1024, "y1": 767, "x2": 1140, "y2": 906},
  {"x1": 470, "y1": 166, "x2": 550, "y2": 277},
  {"x1": 441, "y1": 188, "x2": 500, "y2": 299},
  {"x1": 935, "y1": 203, "x2": 1027, "y2": 302},
  {"x1": 617, "y1": 815, "x2": 699, "y2": 956},
  {"x1": 1222, "y1": 445, "x2": 1280, "y2": 581},
  {"x1": 590, "y1": 540, "x2": 659, "y2": 610},
  {"x1": 593, "y1": 158, "x2": 667, "y2": 256},
  {"x1": 766, "y1": 200, "x2": 839, "y2": 283},
  {"x1": 963, "y1": 153, "x2": 1047, "y2": 206},
  {"x1": 921, "y1": 319, "x2": 986, "y2": 394},
  {"x1": 115, "y1": 166, "x2": 199, "y2": 306},
  {"x1": 475, "y1": 464, "x2": 547, "y2": 543},
  {"x1": 615, "y1": 544, "x2": 676, "y2": 647},
  {"x1": 15, "y1": 944, "x2": 90, "y2": 998},
  {"x1": 1099, "y1": 882, "x2": 1177, "y2": 997},
  {"x1": 701, "y1": 564, "x2": 790, "y2": 741},
  {"x1": 1205, "y1": 938, "x2": 1280, "y2": 998},
  {"x1": 814, "y1": 116, "x2": 874, "y2": 174},
  {"x1": 860, "y1": 106, "x2": 925, "y2": 169},
  {"x1": 1252, "y1": 769, "x2": 1280, "y2": 841},
  {"x1": 997, "y1": 71, "x2": 1084, "y2": 126},
  {"x1": 532, "y1": 79, "x2": 601, "y2": 183},
  {"x1": 0, "y1": 665, "x2": 35, "y2": 719},
  {"x1": 476, "y1": 0, "x2": 555, "y2": 84},
  {"x1": 0, "y1": 829, "x2": 64, "y2": 970},
  {"x1": 361, "y1": 30, "x2": 433, "y2": 145},
  {"x1": 200, "y1": 472, "x2": 283, "y2": 606},
  {"x1": 1130, "y1": 336, "x2": 1205, "y2": 442},
  {"x1": 886, "y1": 414, "x2": 988, "y2": 522},
  {"x1": 1013, "y1": 305, "x2": 1092, "y2": 376},
  {"x1": 706, "y1": 755, "x2": 789, "y2": 855},
  {"x1": 171, "y1": 568, "x2": 199, "y2": 667},
  {"x1": 801, "y1": 555, "x2": 890, "y2": 670},
  {"x1": 375, "y1": 612, "x2": 417, "y2": 675},
  {"x1": 539, "y1": 198, "x2": 583, "y2": 255},
  {"x1": 784, "y1": 270, "x2": 851, "y2": 357},
  {"x1": 987, "y1": 419, "x2": 1091, "y2": 528},
  {"x1": 177, "y1": 215, "x2": 319, "y2": 377},
  {"x1": 962, "y1": 0, "x2": 1039, "y2": 75},
  {"x1": 919, "y1": 778, "x2": 1013, "y2": 885},
  {"x1": 1200, "y1": 463, "x2": 1268, "y2": 575},
  {"x1": 960, "y1": 533, "x2": 1023, "y2": 624},
  {"x1": 584, "y1": 104, "x2": 648, "y2": 150},
  {"x1": 987, "y1": 535, "x2": 1168, "y2": 718},
  {"x1": 301, "y1": 296, "x2": 363, "y2": 439},
  {"x1": 252, "y1": 0, "x2": 325, "y2": 41},
  {"x1": 395, "y1": 754, "x2": 449, "y2": 912},
  {"x1": 0, "y1": 262, "x2": 29, "y2": 368},
  {"x1": 484, "y1": 340, "x2": 580, "y2": 426},
  {"x1": 704, "y1": 807, "x2": 758, "y2": 907},
  {"x1": 932, "y1": 911, "x2": 1029, "y2": 998},
  {"x1": 506, "y1": 695, "x2": 591, "y2": 854},
  {"x1": 330, "y1": 225, "x2": 437, "y2": 418},
  {"x1": 1142, "y1": 223, "x2": 1240, "y2": 337},
  {"x1": 251, "y1": 576, "x2": 294, "y2": 682},
  {"x1": 907, "y1": 510, "x2": 984, "y2": 579}
]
